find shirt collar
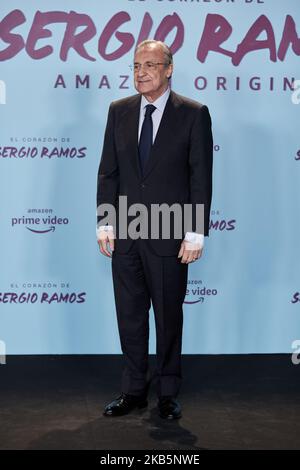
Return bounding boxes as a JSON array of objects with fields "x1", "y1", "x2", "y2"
[{"x1": 141, "y1": 86, "x2": 170, "y2": 113}]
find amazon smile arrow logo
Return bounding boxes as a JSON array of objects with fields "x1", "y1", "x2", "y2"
[{"x1": 26, "y1": 226, "x2": 56, "y2": 234}]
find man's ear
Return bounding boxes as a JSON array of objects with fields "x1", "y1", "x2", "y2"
[{"x1": 167, "y1": 64, "x2": 173, "y2": 80}]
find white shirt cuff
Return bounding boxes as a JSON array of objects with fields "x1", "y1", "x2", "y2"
[
  {"x1": 96, "y1": 225, "x2": 114, "y2": 240},
  {"x1": 184, "y1": 232, "x2": 204, "y2": 249}
]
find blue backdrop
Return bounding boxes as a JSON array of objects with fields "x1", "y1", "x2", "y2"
[{"x1": 0, "y1": 0, "x2": 299, "y2": 354}]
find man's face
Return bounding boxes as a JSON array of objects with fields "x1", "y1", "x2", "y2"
[{"x1": 133, "y1": 44, "x2": 173, "y2": 101}]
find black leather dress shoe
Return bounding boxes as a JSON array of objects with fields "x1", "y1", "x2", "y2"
[
  {"x1": 103, "y1": 393, "x2": 148, "y2": 417},
  {"x1": 158, "y1": 396, "x2": 182, "y2": 419}
]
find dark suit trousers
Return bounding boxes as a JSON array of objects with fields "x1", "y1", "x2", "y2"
[{"x1": 111, "y1": 238, "x2": 188, "y2": 398}]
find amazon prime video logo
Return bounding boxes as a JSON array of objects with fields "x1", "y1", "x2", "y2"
[{"x1": 11, "y1": 208, "x2": 69, "y2": 234}]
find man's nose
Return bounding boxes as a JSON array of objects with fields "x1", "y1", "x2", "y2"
[{"x1": 137, "y1": 67, "x2": 147, "y2": 77}]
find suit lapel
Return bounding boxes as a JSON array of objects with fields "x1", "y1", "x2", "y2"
[{"x1": 121, "y1": 94, "x2": 142, "y2": 180}]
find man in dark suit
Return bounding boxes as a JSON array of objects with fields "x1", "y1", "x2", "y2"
[{"x1": 97, "y1": 40, "x2": 213, "y2": 419}]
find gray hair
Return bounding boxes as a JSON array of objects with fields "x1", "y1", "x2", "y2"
[{"x1": 135, "y1": 39, "x2": 173, "y2": 65}]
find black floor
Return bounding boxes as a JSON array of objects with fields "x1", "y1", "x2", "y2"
[{"x1": 0, "y1": 355, "x2": 299, "y2": 450}]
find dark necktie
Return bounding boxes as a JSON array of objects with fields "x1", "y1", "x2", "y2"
[{"x1": 138, "y1": 104, "x2": 156, "y2": 175}]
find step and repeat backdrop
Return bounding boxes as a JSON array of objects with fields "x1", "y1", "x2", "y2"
[{"x1": 0, "y1": 0, "x2": 299, "y2": 354}]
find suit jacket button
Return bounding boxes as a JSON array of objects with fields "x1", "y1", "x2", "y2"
[{"x1": 141, "y1": 183, "x2": 145, "y2": 188}]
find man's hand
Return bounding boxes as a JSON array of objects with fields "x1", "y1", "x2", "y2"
[
  {"x1": 97, "y1": 230, "x2": 115, "y2": 257},
  {"x1": 178, "y1": 240, "x2": 203, "y2": 264}
]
